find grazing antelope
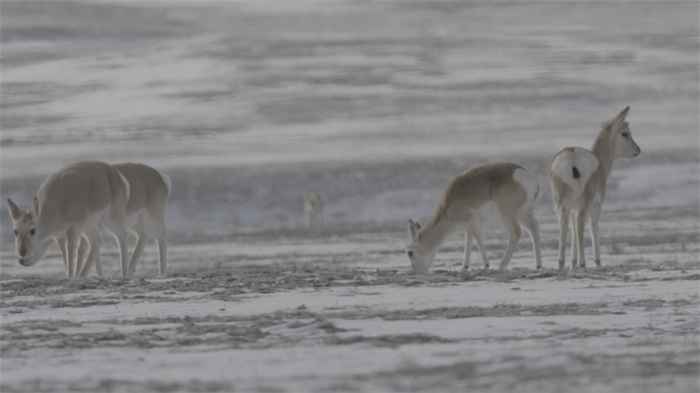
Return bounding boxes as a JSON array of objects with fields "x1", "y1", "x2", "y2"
[
  {"x1": 6, "y1": 161, "x2": 130, "y2": 278},
  {"x1": 77, "y1": 163, "x2": 171, "y2": 277},
  {"x1": 406, "y1": 162, "x2": 542, "y2": 274},
  {"x1": 303, "y1": 190, "x2": 324, "y2": 229},
  {"x1": 549, "y1": 106, "x2": 641, "y2": 270}
]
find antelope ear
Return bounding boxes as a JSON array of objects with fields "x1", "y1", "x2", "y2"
[
  {"x1": 7, "y1": 199, "x2": 22, "y2": 221},
  {"x1": 612, "y1": 106, "x2": 630, "y2": 130},
  {"x1": 408, "y1": 219, "x2": 421, "y2": 241}
]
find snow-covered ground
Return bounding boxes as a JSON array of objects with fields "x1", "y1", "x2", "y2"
[{"x1": 1, "y1": 1, "x2": 698, "y2": 392}]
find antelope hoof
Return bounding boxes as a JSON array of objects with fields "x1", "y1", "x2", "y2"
[{"x1": 594, "y1": 260, "x2": 601, "y2": 267}]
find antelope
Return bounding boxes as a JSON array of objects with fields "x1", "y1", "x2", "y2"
[
  {"x1": 406, "y1": 162, "x2": 542, "y2": 273},
  {"x1": 77, "y1": 163, "x2": 171, "y2": 277},
  {"x1": 303, "y1": 190, "x2": 324, "y2": 229},
  {"x1": 549, "y1": 106, "x2": 641, "y2": 270},
  {"x1": 6, "y1": 161, "x2": 130, "y2": 278}
]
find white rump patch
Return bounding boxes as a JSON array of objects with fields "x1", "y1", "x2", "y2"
[{"x1": 550, "y1": 147, "x2": 599, "y2": 198}]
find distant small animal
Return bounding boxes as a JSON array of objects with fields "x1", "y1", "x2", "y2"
[
  {"x1": 549, "y1": 106, "x2": 641, "y2": 270},
  {"x1": 406, "y1": 162, "x2": 542, "y2": 273},
  {"x1": 303, "y1": 190, "x2": 324, "y2": 229},
  {"x1": 77, "y1": 163, "x2": 171, "y2": 277},
  {"x1": 6, "y1": 161, "x2": 130, "y2": 278}
]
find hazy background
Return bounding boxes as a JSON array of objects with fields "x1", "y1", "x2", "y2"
[{"x1": 1, "y1": 0, "x2": 698, "y2": 234}]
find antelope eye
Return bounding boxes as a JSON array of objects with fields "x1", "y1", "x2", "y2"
[
  {"x1": 621, "y1": 132, "x2": 629, "y2": 138},
  {"x1": 407, "y1": 250, "x2": 414, "y2": 258},
  {"x1": 30, "y1": 228, "x2": 36, "y2": 236},
  {"x1": 13, "y1": 230, "x2": 18, "y2": 237}
]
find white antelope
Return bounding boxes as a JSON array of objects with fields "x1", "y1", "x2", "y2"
[
  {"x1": 303, "y1": 190, "x2": 324, "y2": 229},
  {"x1": 6, "y1": 161, "x2": 130, "y2": 278},
  {"x1": 549, "y1": 106, "x2": 641, "y2": 270},
  {"x1": 406, "y1": 162, "x2": 542, "y2": 273},
  {"x1": 76, "y1": 163, "x2": 171, "y2": 277}
]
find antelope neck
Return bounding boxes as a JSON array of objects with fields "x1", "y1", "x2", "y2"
[
  {"x1": 591, "y1": 129, "x2": 615, "y2": 180},
  {"x1": 419, "y1": 208, "x2": 455, "y2": 253}
]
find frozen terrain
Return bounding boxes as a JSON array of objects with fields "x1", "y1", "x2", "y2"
[{"x1": 1, "y1": 1, "x2": 698, "y2": 392}]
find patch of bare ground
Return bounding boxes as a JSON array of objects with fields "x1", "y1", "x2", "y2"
[
  {"x1": 2, "y1": 258, "x2": 697, "y2": 307},
  {"x1": 322, "y1": 350, "x2": 698, "y2": 393},
  {"x1": 2, "y1": 379, "x2": 237, "y2": 393}
]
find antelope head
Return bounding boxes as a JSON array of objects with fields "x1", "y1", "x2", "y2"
[
  {"x1": 610, "y1": 106, "x2": 641, "y2": 159},
  {"x1": 405, "y1": 219, "x2": 436, "y2": 274},
  {"x1": 6, "y1": 198, "x2": 46, "y2": 266}
]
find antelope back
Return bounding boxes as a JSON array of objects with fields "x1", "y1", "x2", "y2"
[
  {"x1": 112, "y1": 163, "x2": 171, "y2": 217},
  {"x1": 443, "y1": 162, "x2": 531, "y2": 218},
  {"x1": 35, "y1": 161, "x2": 128, "y2": 234}
]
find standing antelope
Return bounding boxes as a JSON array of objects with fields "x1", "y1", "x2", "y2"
[
  {"x1": 406, "y1": 162, "x2": 542, "y2": 273},
  {"x1": 6, "y1": 161, "x2": 130, "y2": 278},
  {"x1": 303, "y1": 190, "x2": 324, "y2": 229},
  {"x1": 549, "y1": 106, "x2": 641, "y2": 270},
  {"x1": 77, "y1": 163, "x2": 171, "y2": 277}
]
